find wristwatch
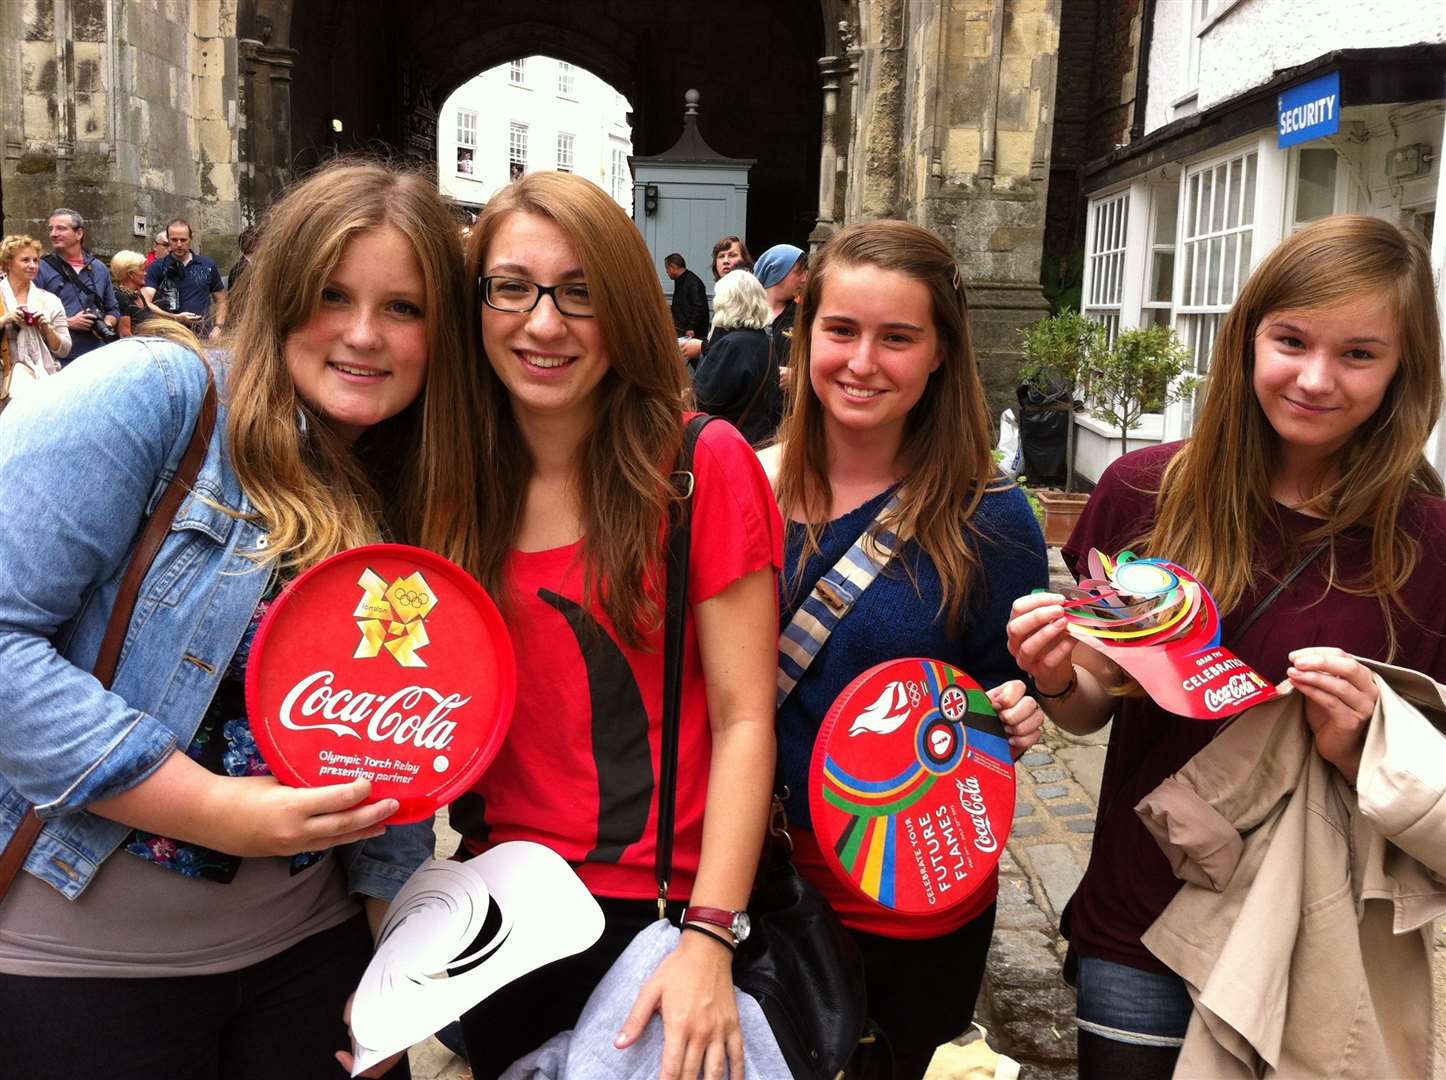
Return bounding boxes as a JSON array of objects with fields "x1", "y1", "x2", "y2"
[{"x1": 682, "y1": 905, "x2": 751, "y2": 943}]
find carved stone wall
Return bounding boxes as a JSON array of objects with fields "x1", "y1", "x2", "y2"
[{"x1": 1, "y1": 0, "x2": 241, "y2": 263}]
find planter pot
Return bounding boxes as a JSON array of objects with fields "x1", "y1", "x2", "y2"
[{"x1": 1035, "y1": 489, "x2": 1090, "y2": 547}]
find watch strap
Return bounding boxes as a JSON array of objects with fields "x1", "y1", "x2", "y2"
[{"x1": 683, "y1": 905, "x2": 741, "y2": 932}]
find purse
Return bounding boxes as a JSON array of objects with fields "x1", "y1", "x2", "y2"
[
  {"x1": 0, "y1": 368, "x2": 218, "y2": 902},
  {"x1": 656, "y1": 414, "x2": 869, "y2": 1080}
]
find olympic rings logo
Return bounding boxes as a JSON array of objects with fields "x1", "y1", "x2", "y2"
[{"x1": 393, "y1": 588, "x2": 430, "y2": 607}]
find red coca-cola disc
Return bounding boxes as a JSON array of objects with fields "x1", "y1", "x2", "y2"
[
  {"x1": 246, "y1": 544, "x2": 516, "y2": 824},
  {"x1": 808, "y1": 659, "x2": 1014, "y2": 915}
]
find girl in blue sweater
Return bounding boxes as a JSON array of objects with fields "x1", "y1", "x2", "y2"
[{"x1": 760, "y1": 220, "x2": 1049, "y2": 1079}]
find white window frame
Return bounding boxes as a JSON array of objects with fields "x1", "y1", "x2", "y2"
[
  {"x1": 556, "y1": 131, "x2": 575, "y2": 173},
  {"x1": 1284, "y1": 145, "x2": 1346, "y2": 231},
  {"x1": 509, "y1": 122, "x2": 529, "y2": 179},
  {"x1": 509, "y1": 59, "x2": 526, "y2": 86},
  {"x1": 557, "y1": 61, "x2": 576, "y2": 97},
  {"x1": 1082, "y1": 189, "x2": 1131, "y2": 346},
  {"x1": 455, "y1": 108, "x2": 477, "y2": 176},
  {"x1": 610, "y1": 145, "x2": 630, "y2": 204}
]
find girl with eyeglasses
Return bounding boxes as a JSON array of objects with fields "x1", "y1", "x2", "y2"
[{"x1": 453, "y1": 171, "x2": 781, "y2": 1079}]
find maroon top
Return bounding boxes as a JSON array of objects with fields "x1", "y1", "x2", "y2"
[{"x1": 1063, "y1": 441, "x2": 1446, "y2": 974}]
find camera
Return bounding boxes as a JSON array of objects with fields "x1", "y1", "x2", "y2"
[
  {"x1": 86, "y1": 306, "x2": 119, "y2": 344},
  {"x1": 19, "y1": 308, "x2": 38, "y2": 326}
]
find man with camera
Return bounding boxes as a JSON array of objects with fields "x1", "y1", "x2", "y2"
[
  {"x1": 142, "y1": 218, "x2": 227, "y2": 341},
  {"x1": 35, "y1": 208, "x2": 122, "y2": 365}
]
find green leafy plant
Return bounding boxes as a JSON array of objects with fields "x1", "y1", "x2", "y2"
[
  {"x1": 1017, "y1": 309, "x2": 1103, "y2": 493},
  {"x1": 995, "y1": 451, "x2": 1046, "y2": 527},
  {"x1": 1086, "y1": 324, "x2": 1198, "y2": 459}
]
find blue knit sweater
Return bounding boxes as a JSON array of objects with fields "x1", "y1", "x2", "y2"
[{"x1": 777, "y1": 483, "x2": 1048, "y2": 829}]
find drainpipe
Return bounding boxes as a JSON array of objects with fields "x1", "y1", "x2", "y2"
[
  {"x1": 1129, "y1": 0, "x2": 1157, "y2": 142},
  {"x1": 977, "y1": 0, "x2": 1007, "y2": 188}
]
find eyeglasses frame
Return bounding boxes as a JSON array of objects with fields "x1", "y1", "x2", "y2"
[{"x1": 478, "y1": 275, "x2": 597, "y2": 319}]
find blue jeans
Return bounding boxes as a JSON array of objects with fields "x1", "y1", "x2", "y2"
[{"x1": 1075, "y1": 956, "x2": 1192, "y2": 1047}]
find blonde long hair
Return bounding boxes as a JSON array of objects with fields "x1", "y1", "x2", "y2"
[
  {"x1": 222, "y1": 159, "x2": 482, "y2": 576},
  {"x1": 776, "y1": 220, "x2": 1003, "y2": 631},
  {"x1": 1147, "y1": 215, "x2": 1443, "y2": 648},
  {"x1": 463, "y1": 172, "x2": 686, "y2": 644}
]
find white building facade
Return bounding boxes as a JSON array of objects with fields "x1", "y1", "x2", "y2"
[
  {"x1": 1076, "y1": 2, "x2": 1446, "y2": 481},
  {"x1": 438, "y1": 56, "x2": 634, "y2": 212}
]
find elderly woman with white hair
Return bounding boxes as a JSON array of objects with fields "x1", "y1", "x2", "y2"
[{"x1": 692, "y1": 269, "x2": 780, "y2": 446}]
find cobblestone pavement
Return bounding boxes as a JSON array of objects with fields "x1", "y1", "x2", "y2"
[{"x1": 409, "y1": 547, "x2": 1446, "y2": 1078}]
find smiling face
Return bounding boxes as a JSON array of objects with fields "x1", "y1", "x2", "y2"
[
  {"x1": 1251, "y1": 291, "x2": 1401, "y2": 466},
  {"x1": 283, "y1": 225, "x2": 430, "y2": 445},
  {"x1": 480, "y1": 211, "x2": 609, "y2": 432},
  {"x1": 808, "y1": 262, "x2": 941, "y2": 446},
  {"x1": 48, "y1": 216, "x2": 82, "y2": 257}
]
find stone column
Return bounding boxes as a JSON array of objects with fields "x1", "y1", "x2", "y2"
[
  {"x1": 237, "y1": 37, "x2": 296, "y2": 220},
  {"x1": 809, "y1": 55, "x2": 848, "y2": 250}
]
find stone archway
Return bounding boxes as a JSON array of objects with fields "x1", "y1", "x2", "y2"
[{"x1": 238, "y1": 0, "x2": 849, "y2": 251}]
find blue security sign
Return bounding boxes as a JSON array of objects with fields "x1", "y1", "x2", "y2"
[{"x1": 1278, "y1": 72, "x2": 1341, "y2": 148}]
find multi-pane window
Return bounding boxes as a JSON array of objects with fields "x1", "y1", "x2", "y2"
[
  {"x1": 556, "y1": 132, "x2": 575, "y2": 173},
  {"x1": 1084, "y1": 191, "x2": 1129, "y2": 344},
  {"x1": 509, "y1": 59, "x2": 526, "y2": 85},
  {"x1": 455, "y1": 108, "x2": 477, "y2": 175},
  {"x1": 557, "y1": 61, "x2": 576, "y2": 96},
  {"x1": 509, "y1": 122, "x2": 528, "y2": 180},
  {"x1": 1141, "y1": 182, "x2": 1179, "y2": 329},
  {"x1": 610, "y1": 148, "x2": 629, "y2": 202},
  {"x1": 1177, "y1": 149, "x2": 1256, "y2": 386}
]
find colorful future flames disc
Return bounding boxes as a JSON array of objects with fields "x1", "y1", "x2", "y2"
[
  {"x1": 1056, "y1": 549, "x2": 1279, "y2": 720},
  {"x1": 246, "y1": 544, "x2": 517, "y2": 824},
  {"x1": 808, "y1": 659, "x2": 1014, "y2": 915}
]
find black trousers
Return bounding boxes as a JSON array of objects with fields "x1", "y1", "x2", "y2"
[
  {"x1": 850, "y1": 903, "x2": 997, "y2": 1080},
  {"x1": 0, "y1": 912, "x2": 409, "y2": 1080}
]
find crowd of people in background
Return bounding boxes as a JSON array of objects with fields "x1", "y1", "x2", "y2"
[{"x1": 1, "y1": 162, "x2": 1443, "y2": 1080}]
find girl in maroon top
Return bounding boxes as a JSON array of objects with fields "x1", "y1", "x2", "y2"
[{"x1": 1007, "y1": 216, "x2": 1446, "y2": 1080}]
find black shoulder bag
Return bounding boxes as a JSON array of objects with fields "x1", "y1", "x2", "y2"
[{"x1": 656, "y1": 414, "x2": 869, "y2": 1080}]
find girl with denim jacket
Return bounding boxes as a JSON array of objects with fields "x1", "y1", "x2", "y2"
[{"x1": 0, "y1": 160, "x2": 484, "y2": 1079}]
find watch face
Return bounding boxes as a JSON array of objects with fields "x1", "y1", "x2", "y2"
[{"x1": 732, "y1": 912, "x2": 752, "y2": 942}]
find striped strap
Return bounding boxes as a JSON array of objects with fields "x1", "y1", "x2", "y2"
[{"x1": 777, "y1": 493, "x2": 906, "y2": 707}]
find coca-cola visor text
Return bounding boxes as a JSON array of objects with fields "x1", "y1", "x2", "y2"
[{"x1": 246, "y1": 544, "x2": 516, "y2": 824}]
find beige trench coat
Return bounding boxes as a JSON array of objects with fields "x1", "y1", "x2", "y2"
[{"x1": 1135, "y1": 658, "x2": 1446, "y2": 1080}]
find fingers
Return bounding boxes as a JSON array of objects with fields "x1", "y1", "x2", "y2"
[
  {"x1": 728, "y1": 1027, "x2": 746, "y2": 1080},
  {"x1": 703, "y1": 1036, "x2": 728, "y2": 1080},
  {"x1": 615, "y1": 981, "x2": 661, "y2": 1049},
  {"x1": 986, "y1": 679, "x2": 1024, "y2": 711},
  {"x1": 1287, "y1": 652, "x2": 1377, "y2": 721}
]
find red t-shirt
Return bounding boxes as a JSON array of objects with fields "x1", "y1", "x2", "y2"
[
  {"x1": 1063, "y1": 441, "x2": 1446, "y2": 973},
  {"x1": 460, "y1": 420, "x2": 783, "y2": 901}
]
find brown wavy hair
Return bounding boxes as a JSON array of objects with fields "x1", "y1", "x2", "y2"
[
  {"x1": 221, "y1": 158, "x2": 482, "y2": 576},
  {"x1": 775, "y1": 220, "x2": 1004, "y2": 631},
  {"x1": 1147, "y1": 215, "x2": 1443, "y2": 653},
  {"x1": 463, "y1": 171, "x2": 686, "y2": 644}
]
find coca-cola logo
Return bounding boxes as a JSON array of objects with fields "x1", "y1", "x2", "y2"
[
  {"x1": 1202, "y1": 673, "x2": 1266, "y2": 713},
  {"x1": 955, "y1": 776, "x2": 999, "y2": 853},
  {"x1": 279, "y1": 670, "x2": 470, "y2": 750}
]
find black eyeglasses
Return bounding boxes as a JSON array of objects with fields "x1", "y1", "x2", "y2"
[{"x1": 479, "y1": 276, "x2": 596, "y2": 319}]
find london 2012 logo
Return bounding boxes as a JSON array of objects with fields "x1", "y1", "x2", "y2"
[{"x1": 354, "y1": 569, "x2": 437, "y2": 668}]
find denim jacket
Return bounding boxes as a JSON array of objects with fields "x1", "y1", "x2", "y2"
[{"x1": 0, "y1": 338, "x2": 432, "y2": 901}]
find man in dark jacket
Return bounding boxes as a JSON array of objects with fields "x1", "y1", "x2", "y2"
[
  {"x1": 664, "y1": 253, "x2": 710, "y2": 341},
  {"x1": 36, "y1": 208, "x2": 122, "y2": 364}
]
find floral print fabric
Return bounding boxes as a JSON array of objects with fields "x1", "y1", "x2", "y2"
[{"x1": 125, "y1": 577, "x2": 325, "y2": 882}]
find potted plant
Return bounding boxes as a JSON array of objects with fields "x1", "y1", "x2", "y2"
[
  {"x1": 1016, "y1": 310, "x2": 1099, "y2": 544},
  {"x1": 1085, "y1": 324, "x2": 1197, "y2": 461}
]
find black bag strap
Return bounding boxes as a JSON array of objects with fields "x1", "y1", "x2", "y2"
[
  {"x1": 0, "y1": 368, "x2": 218, "y2": 903},
  {"x1": 44, "y1": 252, "x2": 106, "y2": 310},
  {"x1": 1230, "y1": 537, "x2": 1330, "y2": 645},
  {"x1": 654, "y1": 414, "x2": 720, "y2": 918}
]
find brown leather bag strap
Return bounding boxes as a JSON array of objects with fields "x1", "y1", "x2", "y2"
[{"x1": 0, "y1": 368, "x2": 217, "y2": 901}]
